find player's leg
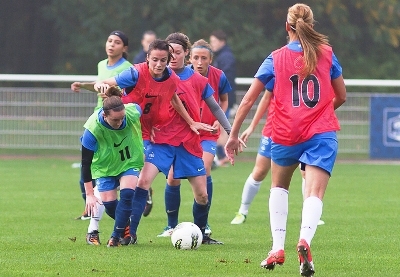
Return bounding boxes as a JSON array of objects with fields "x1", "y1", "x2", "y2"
[
  {"x1": 261, "y1": 141, "x2": 300, "y2": 270},
  {"x1": 93, "y1": 177, "x2": 119, "y2": 247},
  {"x1": 232, "y1": 155, "x2": 270, "y2": 224},
  {"x1": 142, "y1": 140, "x2": 153, "y2": 217},
  {"x1": 214, "y1": 128, "x2": 229, "y2": 166},
  {"x1": 158, "y1": 168, "x2": 181, "y2": 237},
  {"x1": 86, "y1": 185, "x2": 105, "y2": 245},
  {"x1": 299, "y1": 165, "x2": 325, "y2": 226},
  {"x1": 173, "y1": 146, "x2": 222, "y2": 245},
  {"x1": 201, "y1": 140, "x2": 217, "y2": 235},
  {"x1": 232, "y1": 136, "x2": 271, "y2": 224},
  {"x1": 297, "y1": 133, "x2": 337, "y2": 276},
  {"x1": 110, "y1": 170, "x2": 139, "y2": 246},
  {"x1": 131, "y1": 143, "x2": 175, "y2": 239}
]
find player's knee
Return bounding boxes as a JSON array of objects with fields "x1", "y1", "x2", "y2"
[
  {"x1": 194, "y1": 193, "x2": 208, "y2": 205},
  {"x1": 137, "y1": 179, "x2": 152, "y2": 190},
  {"x1": 168, "y1": 178, "x2": 181, "y2": 186},
  {"x1": 253, "y1": 167, "x2": 269, "y2": 180}
]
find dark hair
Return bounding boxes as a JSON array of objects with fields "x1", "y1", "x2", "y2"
[
  {"x1": 109, "y1": 30, "x2": 129, "y2": 60},
  {"x1": 105, "y1": 86, "x2": 123, "y2": 97},
  {"x1": 210, "y1": 30, "x2": 227, "y2": 42},
  {"x1": 109, "y1": 30, "x2": 129, "y2": 46},
  {"x1": 147, "y1": 39, "x2": 174, "y2": 63},
  {"x1": 165, "y1": 32, "x2": 191, "y2": 52},
  {"x1": 103, "y1": 96, "x2": 124, "y2": 115}
]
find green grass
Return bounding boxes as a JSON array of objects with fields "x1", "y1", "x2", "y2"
[{"x1": 0, "y1": 157, "x2": 398, "y2": 276}]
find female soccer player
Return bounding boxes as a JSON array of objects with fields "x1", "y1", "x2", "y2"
[
  {"x1": 71, "y1": 30, "x2": 131, "y2": 110},
  {"x1": 94, "y1": 38, "x2": 216, "y2": 246},
  {"x1": 230, "y1": 87, "x2": 273, "y2": 224},
  {"x1": 225, "y1": 3, "x2": 346, "y2": 276},
  {"x1": 70, "y1": 30, "x2": 132, "y2": 246},
  {"x1": 81, "y1": 87, "x2": 143, "y2": 247},
  {"x1": 230, "y1": 89, "x2": 325, "y2": 226},
  {"x1": 157, "y1": 39, "x2": 231, "y2": 237},
  {"x1": 123, "y1": 32, "x2": 231, "y2": 245}
]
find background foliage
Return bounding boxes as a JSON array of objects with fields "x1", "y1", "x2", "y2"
[{"x1": 2, "y1": 0, "x2": 400, "y2": 79}]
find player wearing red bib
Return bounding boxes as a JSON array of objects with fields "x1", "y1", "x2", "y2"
[
  {"x1": 157, "y1": 39, "x2": 232, "y2": 237},
  {"x1": 225, "y1": 3, "x2": 346, "y2": 276},
  {"x1": 156, "y1": 33, "x2": 232, "y2": 244}
]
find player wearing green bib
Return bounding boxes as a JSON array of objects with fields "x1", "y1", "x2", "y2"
[
  {"x1": 70, "y1": 31, "x2": 134, "y2": 245},
  {"x1": 71, "y1": 30, "x2": 132, "y2": 111},
  {"x1": 84, "y1": 104, "x2": 143, "y2": 177},
  {"x1": 82, "y1": 88, "x2": 144, "y2": 246},
  {"x1": 94, "y1": 58, "x2": 132, "y2": 110}
]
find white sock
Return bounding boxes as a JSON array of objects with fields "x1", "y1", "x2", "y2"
[
  {"x1": 87, "y1": 186, "x2": 105, "y2": 233},
  {"x1": 299, "y1": 196, "x2": 323, "y2": 246},
  {"x1": 301, "y1": 178, "x2": 305, "y2": 199},
  {"x1": 269, "y1": 187, "x2": 289, "y2": 251},
  {"x1": 238, "y1": 174, "x2": 262, "y2": 215}
]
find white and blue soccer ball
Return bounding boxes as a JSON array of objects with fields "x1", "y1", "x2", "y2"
[{"x1": 171, "y1": 222, "x2": 202, "y2": 250}]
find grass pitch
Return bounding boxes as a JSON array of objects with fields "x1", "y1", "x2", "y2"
[{"x1": 0, "y1": 157, "x2": 398, "y2": 276}]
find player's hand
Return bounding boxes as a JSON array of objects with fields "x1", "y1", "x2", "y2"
[
  {"x1": 71, "y1": 82, "x2": 81, "y2": 93},
  {"x1": 84, "y1": 194, "x2": 102, "y2": 217},
  {"x1": 240, "y1": 126, "x2": 255, "y2": 143},
  {"x1": 150, "y1": 126, "x2": 160, "y2": 143},
  {"x1": 238, "y1": 137, "x2": 247, "y2": 152},
  {"x1": 189, "y1": 122, "x2": 215, "y2": 135},
  {"x1": 94, "y1": 83, "x2": 110, "y2": 93},
  {"x1": 97, "y1": 92, "x2": 108, "y2": 100},
  {"x1": 225, "y1": 136, "x2": 246, "y2": 165},
  {"x1": 211, "y1": 121, "x2": 220, "y2": 134}
]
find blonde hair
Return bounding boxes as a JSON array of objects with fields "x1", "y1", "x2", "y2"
[
  {"x1": 191, "y1": 39, "x2": 213, "y2": 58},
  {"x1": 287, "y1": 3, "x2": 330, "y2": 77}
]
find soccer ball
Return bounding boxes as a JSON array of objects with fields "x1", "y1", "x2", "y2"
[{"x1": 171, "y1": 222, "x2": 203, "y2": 250}]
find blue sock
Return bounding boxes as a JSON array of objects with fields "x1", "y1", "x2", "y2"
[
  {"x1": 206, "y1": 176, "x2": 213, "y2": 226},
  {"x1": 129, "y1": 187, "x2": 148, "y2": 236},
  {"x1": 103, "y1": 199, "x2": 118, "y2": 220},
  {"x1": 112, "y1": 188, "x2": 134, "y2": 238},
  {"x1": 206, "y1": 176, "x2": 213, "y2": 207},
  {"x1": 193, "y1": 201, "x2": 209, "y2": 236},
  {"x1": 165, "y1": 184, "x2": 180, "y2": 228},
  {"x1": 216, "y1": 145, "x2": 226, "y2": 159}
]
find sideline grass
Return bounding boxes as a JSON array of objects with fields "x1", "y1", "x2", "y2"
[{"x1": 0, "y1": 157, "x2": 398, "y2": 276}]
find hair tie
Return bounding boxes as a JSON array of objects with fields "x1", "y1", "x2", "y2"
[
  {"x1": 110, "y1": 30, "x2": 129, "y2": 46},
  {"x1": 192, "y1": 45, "x2": 212, "y2": 52},
  {"x1": 166, "y1": 39, "x2": 186, "y2": 49}
]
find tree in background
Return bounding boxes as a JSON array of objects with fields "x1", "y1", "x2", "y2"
[{"x1": 1, "y1": 0, "x2": 400, "y2": 80}]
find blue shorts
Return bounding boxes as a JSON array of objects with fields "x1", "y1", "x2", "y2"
[
  {"x1": 258, "y1": 136, "x2": 272, "y2": 158},
  {"x1": 271, "y1": 132, "x2": 338, "y2": 175},
  {"x1": 145, "y1": 143, "x2": 206, "y2": 178},
  {"x1": 143, "y1": 139, "x2": 150, "y2": 153},
  {"x1": 95, "y1": 168, "x2": 140, "y2": 192},
  {"x1": 201, "y1": 140, "x2": 217, "y2": 155}
]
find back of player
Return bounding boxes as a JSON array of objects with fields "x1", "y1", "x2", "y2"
[{"x1": 271, "y1": 43, "x2": 339, "y2": 145}]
